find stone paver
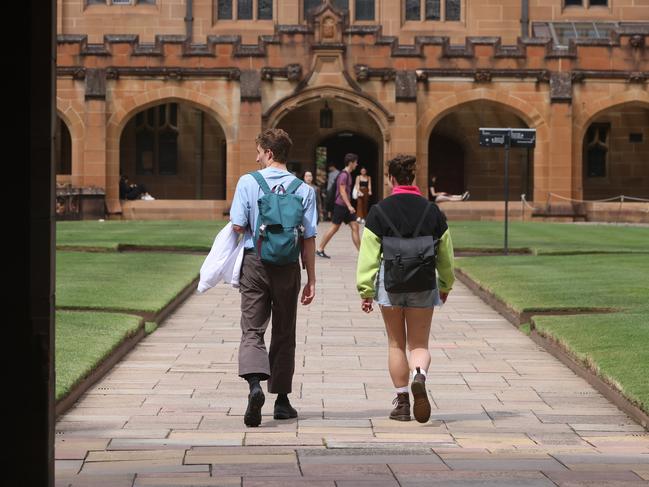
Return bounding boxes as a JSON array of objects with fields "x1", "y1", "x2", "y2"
[{"x1": 55, "y1": 223, "x2": 649, "y2": 486}]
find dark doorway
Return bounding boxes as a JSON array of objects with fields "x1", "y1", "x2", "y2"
[
  {"x1": 317, "y1": 132, "x2": 381, "y2": 205},
  {"x1": 428, "y1": 133, "x2": 465, "y2": 197}
]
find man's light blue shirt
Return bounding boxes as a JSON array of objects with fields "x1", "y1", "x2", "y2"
[{"x1": 230, "y1": 167, "x2": 318, "y2": 249}]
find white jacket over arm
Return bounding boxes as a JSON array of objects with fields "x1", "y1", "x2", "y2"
[{"x1": 197, "y1": 222, "x2": 245, "y2": 293}]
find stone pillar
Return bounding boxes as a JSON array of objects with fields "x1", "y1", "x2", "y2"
[
  {"x1": 229, "y1": 70, "x2": 263, "y2": 200},
  {"x1": 391, "y1": 71, "x2": 418, "y2": 195},
  {"x1": 82, "y1": 69, "x2": 108, "y2": 191},
  {"x1": 546, "y1": 102, "x2": 574, "y2": 200}
]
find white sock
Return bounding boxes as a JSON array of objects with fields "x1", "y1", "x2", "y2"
[
  {"x1": 395, "y1": 386, "x2": 409, "y2": 394},
  {"x1": 412, "y1": 367, "x2": 427, "y2": 379}
]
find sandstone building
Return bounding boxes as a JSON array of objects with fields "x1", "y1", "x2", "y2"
[{"x1": 55, "y1": 0, "x2": 649, "y2": 221}]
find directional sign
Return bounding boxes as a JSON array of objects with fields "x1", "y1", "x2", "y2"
[{"x1": 479, "y1": 128, "x2": 536, "y2": 148}]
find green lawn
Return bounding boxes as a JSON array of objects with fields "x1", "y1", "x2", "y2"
[
  {"x1": 56, "y1": 311, "x2": 142, "y2": 400},
  {"x1": 57, "y1": 220, "x2": 649, "y2": 255},
  {"x1": 456, "y1": 250, "x2": 649, "y2": 413},
  {"x1": 56, "y1": 251, "x2": 205, "y2": 313},
  {"x1": 455, "y1": 254, "x2": 649, "y2": 313},
  {"x1": 534, "y1": 311, "x2": 649, "y2": 411},
  {"x1": 56, "y1": 220, "x2": 226, "y2": 250},
  {"x1": 449, "y1": 221, "x2": 649, "y2": 254}
]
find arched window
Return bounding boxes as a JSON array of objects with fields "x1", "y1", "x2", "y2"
[
  {"x1": 136, "y1": 104, "x2": 179, "y2": 176},
  {"x1": 585, "y1": 123, "x2": 609, "y2": 178}
]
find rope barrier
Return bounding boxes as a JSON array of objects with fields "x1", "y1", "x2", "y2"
[
  {"x1": 520, "y1": 194, "x2": 541, "y2": 211},
  {"x1": 547, "y1": 192, "x2": 649, "y2": 204}
]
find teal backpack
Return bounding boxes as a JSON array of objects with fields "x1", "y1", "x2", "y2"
[{"x1": 250, "y1": 171, "x2": 305, "y2": 266}]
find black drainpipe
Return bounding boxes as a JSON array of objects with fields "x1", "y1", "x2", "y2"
[
  {"x1": 521, "y1": 0, "x2": 529, "y2": 39},
  {"x1": 185, "y1": 0, "x2": 193, "y2": 43}
]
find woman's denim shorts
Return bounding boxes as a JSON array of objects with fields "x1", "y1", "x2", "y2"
[{"x1": 375, "y1": 262, "x2": 442, "y2": 308}]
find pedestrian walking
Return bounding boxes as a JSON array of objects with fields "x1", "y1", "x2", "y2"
[
  {"x1": 354, "y1": 166, "x2": 372, "y2": 223},
  {"x1": 316, "y1": 153, "x2": 361, "y2": 258},
  {"x1": 230, "y1": 128, "x2": 318, "y2": 427},
  {"x1": 356, "y1": 154, "x2": 455, "y2": 423}
]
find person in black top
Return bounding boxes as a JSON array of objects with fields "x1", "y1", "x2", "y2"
[{"x1": 356, "y1": 154, "x2": 455, "y2": 423}]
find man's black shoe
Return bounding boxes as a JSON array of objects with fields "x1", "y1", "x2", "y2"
[
  {"x1": 316, "y1": 250, "x2": 331, "y2": 259},
  {"x1": 274, "y1": 397, "x2": 298, "y2": 420},
  {"x1": 244, "y1": 386, "x2": 265, "y2": 427}
]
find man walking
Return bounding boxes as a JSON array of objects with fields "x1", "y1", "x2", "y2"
[
  {"x1": 230, "y1": 128, "x2": 317, "y2": 427},
  {"x1": 316, "y1": 153, "x2": 360, "y2": 258},
  {"x1": 324, "y1": 163, "x2": 340, "y2": 221}
]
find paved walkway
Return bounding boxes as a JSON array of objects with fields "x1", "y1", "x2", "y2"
[{"x1": 56, "y1": 224, "x2": 649, "y2": 486}]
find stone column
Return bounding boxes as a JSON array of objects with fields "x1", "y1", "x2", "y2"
[
  {"x1": 82, "y1": 69, "x2": 108, "y2": 191},
  {"x1": 391, "y1": 71, "x2": 419, "y2": 195}
]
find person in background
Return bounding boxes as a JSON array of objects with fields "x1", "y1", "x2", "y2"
[
  {"x1": 303, "y1": 170, "x2": 322, "y2": 223},
  {"x1": 354, "y1": 166, "x2": 372, "y2": 224},
  {"x1": 316, "y1": 153, "x2": 361, "y2": 258},
  {"x1": 429, "y1": 175, "x2": 469, "y2": 202},
  {"x1": 119, "y1": 174, "x2": 154, "y2": 200},
  {"x1": 324, "y1": 164, "x2": 341, "y2": 221}
]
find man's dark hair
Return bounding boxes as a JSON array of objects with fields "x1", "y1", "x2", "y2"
[
  {"x1": 343, "y1": 153, "x2": 359, "y2": 166},
  {"x1": 255, "y1": 128, "x2": 293, "y2": 163},
  {"x1": 388, "y1": 154, "x2": 417, "y2": 185}
]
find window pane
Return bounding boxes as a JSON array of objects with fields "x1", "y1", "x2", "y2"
[
  {"x1": 575, "y1": 22, "x2": 597, "y2": 38},
  {"x1": 159, "y1": 131, "x2": 178, "y2": 175},
  {"x1": 333, "y1": 0, "x2": 349, "y2": 11},
  {"x1": 158, "y1": 104, "x2": 166, "y2": 127},
  {"x1": 405, "y1": 0, "x2": 420, "y2": 20},
  {"x1": 86, "y1": 0, "x2": 106, "y2": 4},
  {"x1": 564, "y1": 0, "x2": 583, "y2": 5},
  {"x1": 217, "y1": 0, "x2": 233, "y2": 19},
  {"x1": 258, "y1": 0, "x2": 273, "y2": 19},
  {"x1": 445, "y1": 0, "x2": 460, "y2": 20},
  {"x1": 238, "y1": 0, "x2": 253, "y2": 19},
  {"x1": 554, "y1": 23, "x2": 577, "y2": 45},
  {"x1": 137, "y1": 0, "x2": 156, "y2": 4},
  {"x1": 355, "y1": 0, "x2": 374, "y2": 20},
  {"x1": 589, "y1": 0, "x2": 608, "y2": 6},
  {"x1": 304, "y1": 0, "x2": 320, "y2": 16},
  {"x1": 587, "y1": 147, "x2": 606, "y2": 177},
  {"x1": 532, "y1": 22, "x2": 552, "y2": 38},
  {"x1": 169, "y1": 103, "x2": 178, "y2": 127},
  {"x1": 425, "y1": 0, "x2": 440, "y2": 20},
  {"x1": 136, "y1": 131, "x2": 155, "y2": 175}
]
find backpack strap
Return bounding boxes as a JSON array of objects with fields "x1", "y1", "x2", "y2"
[
  {"x1": 250, "y1": 171, "x2": 271, "y2": 195},
  {"x1": 413, "y1": 203, "x2": 433, "y2": 237},
  {"x1": 286, "y1": 177, "x2": 304, "y2": 195},
  {"x1": 375, "y1": 205, "x2": 402, "y2": 238}
]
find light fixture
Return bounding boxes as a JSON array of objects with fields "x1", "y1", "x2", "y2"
[{"x1": 320, "y1": 101, "x2": 333, "y2": 129}]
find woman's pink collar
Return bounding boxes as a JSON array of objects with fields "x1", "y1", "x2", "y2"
[{"x1": 391, "y1": 185, "x2": 422, "y2": 196}]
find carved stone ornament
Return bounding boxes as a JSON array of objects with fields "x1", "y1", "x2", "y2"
[
  {"x1": 323, "y1": 17, "x2": 336, "y2": 40},
  {"x1": 72, "y1": 68, "x2": 86, "y2": 80},
  {"x1": 286, "y1": 64, "x2": 302, "y2": 81},
  {"x1": 105, "y1": 68, "x2": 119, "y2": 80},
  {"x1": 571, "y1": 71, "x2": 586, "y2": 83},
  {"x1": 355, "y1": 64, "x2": 369, "y2": 81},
  {"x1": 628, "y1": 72, "x2": 647, "y2": 83},
  {"x1": 550, "y1": 72, "x2": 572, "y2": 103},
  {"x1": 474, "y1": 70, "x2": 492, "y2": 83},
  {"x1": 311, "y1": 0, "x2": 345, "y2": 45},
  {"x1": 629, "y1": 35, "x2": 645, "y2": 49},
  {"x1": 415, "y1": 69, "x2": 428, "y2": 82}
]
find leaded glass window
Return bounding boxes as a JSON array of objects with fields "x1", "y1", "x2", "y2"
[
  {"x1": 258, "y1": 0, "x2": 273, "y2": 20},
  {"x1": 405, "y1": 0, "x2": 420, "y2": 20},
  {"x1": 425, "y1": 0, "x2": 440, "y2": 20},
  {"x1": 217, "y1": 0, "x2": 233, "y2": 19},
  {"x1": 585, "y1": 123, "x2": 609, "y2": 178},
  {"x1": 355, "y1": 0, "x2": 374, "y2": 20},
  {"x1": 237, "y1": 0, "x2": 253, "y2": 20},
  {"x1": 445, "y1": 0, "x2": 460, "y2": 21}
]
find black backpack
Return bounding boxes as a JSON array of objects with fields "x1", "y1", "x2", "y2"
[{"x1": 375, "y1": 204, "x2": 437, "y2": 293}]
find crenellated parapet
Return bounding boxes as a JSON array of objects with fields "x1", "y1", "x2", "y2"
[{"x1": 57, "y1": 11, "x2": 648, "y2": 105}]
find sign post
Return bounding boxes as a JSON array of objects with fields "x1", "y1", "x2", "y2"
[{"x1": 479, "y1": 128, "x2": 536, "y2": 255}]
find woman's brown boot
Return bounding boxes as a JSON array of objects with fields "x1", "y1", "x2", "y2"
[{"x1": 389, "y1": 392, "x2": 411, "y2": 421}]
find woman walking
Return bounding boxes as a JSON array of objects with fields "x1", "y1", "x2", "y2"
[
  {"x1": 354, "y1": 167, "x2": 372, "y2": 223},
  {"x1": 356, "y1": 155, "x2": 455, "y2": 423}
]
